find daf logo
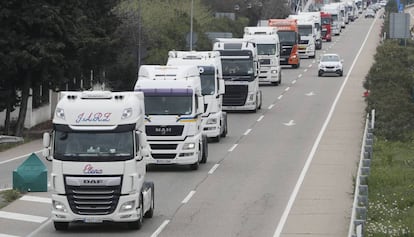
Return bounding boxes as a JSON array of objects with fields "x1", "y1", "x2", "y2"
[
  {"x1": 155, "y1": 127, "x2": 172, "y2": 135},
  {"x1": 83, "y1": 179, "x2": 103, "y2": 184}
]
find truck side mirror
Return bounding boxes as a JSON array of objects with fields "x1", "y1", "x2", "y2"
[
  {"x1": 42, "y1": 132, "x2": 52, "y2": 161},
  {"x1": 136, "y1": 131, "x2": 151, "y2": 161},
  {"x1": 218, "y1": 79, "x2": 225, "y2": 95}
]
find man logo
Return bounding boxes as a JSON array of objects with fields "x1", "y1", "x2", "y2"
[
  {"x1": 198, "y1": 67, "x2": 204, "y2": 74},
  {"x1": 155, "y1": 127, "x2": 172, "y2": 135}
]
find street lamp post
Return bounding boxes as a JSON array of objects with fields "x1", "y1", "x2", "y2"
[{"x1": 190, "y1": 0, "x2": 194, "y2": 50}]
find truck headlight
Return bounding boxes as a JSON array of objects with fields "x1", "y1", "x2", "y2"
[
  {"x1": 206, "y1": 118, "x2": 217, "y2": 125},
  {"x1": 183, "y1": 143, "x2": 196, "y2": 150},
  {"x1": 56, "y1": 108, "x2": 65, "y2": 119},
  {"x1": 53, "y1": 200, "x2": 67, "y2": 212},
  {"x1": 122, "y1": 108, "x2": 133, "y2": 119},
  {"x1": 120, "y1": 200, "x2": 135, "y2": 212},
  {"x1": 271, "y1": 70, "x2": 277, "y2": 74}
]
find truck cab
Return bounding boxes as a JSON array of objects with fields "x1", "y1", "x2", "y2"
[
  {"x1": 288, "y1": 14, "x2": 316, "y2": 59},
  {"x1": 134, "y1": 65, "x2": 208, "y2": 170},
  {"x1": 243, "y1": 26, "x2": 282, "y2": 86},
  {"x1": 213, "y1": 38, "x2": 262, "y2": 112},
  {"x1": 268, "y1": 18, "x2": 300, "y2": 68},
  {"x1": 42, "y1": 91, "x2": 154, "y2": 231},
  {"x1": 321, "y1": 4, "x2": 342, "y2": 36},
  {"x1": 321, "y1": 12, "x2": 333, "y2": 41},
  {"x1": 298, "y1": 11, "x2": 323, "y2": 50},
  {"x1": 167, "y1": 51, "x2": 228, "y2": 142}
]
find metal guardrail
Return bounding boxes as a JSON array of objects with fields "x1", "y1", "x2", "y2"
[
  {"x1": 348, "y1": 109, "x2": 375, "y2": 237},
  {"x1": 0, "y1": 135, "x2": 24, "y2": 144}
]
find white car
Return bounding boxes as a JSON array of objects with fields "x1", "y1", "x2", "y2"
[{"x1": 318, "y1": 53, "x2": 343, "y2": 77}]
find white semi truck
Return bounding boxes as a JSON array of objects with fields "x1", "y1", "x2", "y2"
[
  {"x1": 134, "y1": 65, "x2": 208, "y2": 170},
  {"x1": 213, "y1": 38, "x2": 262, "y2": 112},
  {"x1": 298, "y1": 11, "x2": 323, "y2": 50},
  {"x1": 42, "y1": 91, "x2": 154, "y2": 230},
  {"x1": 243, "y1": 26, "x2": 282, "y2": 86},
  {"x1": 167, "y1": 50, "x2": 228, "y2": 142},
  {"x1": 288, "y1": 14, "x2": 316, "y2": 58}
]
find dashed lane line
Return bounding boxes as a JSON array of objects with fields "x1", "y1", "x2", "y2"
[
  {"x1": 257, "y1": 115, "x2": 264, "y2": 122},
  {"x1": 0, "y1": 211, "x2": 48, "y2": 223},
  {"x1": 244, "y1": 129, "x2": 252, "y2": 136},
  {"x1": 182, "y1": 191, "x2": 196, "y2": 204},
  {"x1": 151, "y1": 220, "x2": 170, "y2": 237},
  {"x1": 208, "y1": 164, "x2": 219, "y2": 174},
  {"x1": 228, "y1": 144, "x2": 238, "y2": 152}
]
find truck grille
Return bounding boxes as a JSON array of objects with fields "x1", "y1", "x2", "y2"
[
  {"x1": 150, "y1": 144, "x2": 178, "y2": 150},
  {"x1": 259, "y1": 59, "x2": 271, "y2": 65},
  {"x1": 152, "y1": 153, "x2": 176, "y2": 159},
  {"x1": 65, "y1": 176, "x2": 122, "y2": 215},
  {"x1": 146, "y1": 125, "x2": 184, "y2": 136},
  {"x1": 223, "y1": 85, "x2": 248, "y2": 106},
  {"x1": 281, "y1": 46, "x2": 292, "y2": 57}
]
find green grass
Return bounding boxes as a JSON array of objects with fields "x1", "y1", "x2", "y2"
[
  {"x1": 366, "y1": 138, "x2": 414, "y2": 236},
  {"x1": 0, "y1": 189, "x2": 22, "y2": 209}
]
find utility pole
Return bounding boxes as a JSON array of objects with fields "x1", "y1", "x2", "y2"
[{"x1": 190, "y1": 0, "x2": 194, "y2": 51}]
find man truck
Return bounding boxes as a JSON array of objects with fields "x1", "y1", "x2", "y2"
[
  {"x1": 42, "y1": 91, "x2": 155, "y2": 230},
  {"x1": 243, "y1": 26, "x2": 282, "y2": 86},
  {"x1": 213, "y1": 38, "x2": 262, "y2": 112},
  {"x1": 134, "y1": 65, "x2": 208, "y2": 170},
  {"x1": 167, "y1": 50, "x2": 228, "y2": 142}
]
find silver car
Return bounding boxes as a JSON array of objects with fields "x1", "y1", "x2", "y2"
[{"x1": 318, "y1": 53, "x2": 343, "y2": 77}]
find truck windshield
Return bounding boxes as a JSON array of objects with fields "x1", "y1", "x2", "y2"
[
  {"x1": 277, "y1": 31, "x2": 297, "y2": 44},
  {"x1": 331, "y1": 14, "x2": 338, "y2": 21},
  {"x1": 298, "y1": 25, "x2": 313, "y2": 36},
  {"x1": 54, "y1": 131, "x2": 134, "y2": 161},
  {"x1": 200, "y1": 73, "x2": 215, "y2": 96},
  {"x1": 145, "y1": 95, "x2": 192, "y2": 115},
  {"x1": 257, "y1": 44, "x2": 277, "y2": 55},
  {"x1": 321, "y1": 18, "x2": 331, "y2": 25},
  {"x1": 222, "y1": 59, "x2": 254, "y2": 81}
]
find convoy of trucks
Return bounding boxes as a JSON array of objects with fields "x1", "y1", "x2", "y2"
[
  {"x1": 42, "y1": 91, "x2": 155, "y2": 230},
  {"x1": 166, "y1": 50, "x2": 228, "y2": 142},
  {"x1": 38, "y1": 1, "x2": 364, "y2": 231},
  {"x1": 243, "y1": 26, "x2": 282, "y2": 85},
  {"x1": 213, "y1": 38, "x2": 262, "y2": 112},
  {"x1": 268, "y1": 18, "x2": 300, "y2": 68},
  {"x1": 134, "y1": 65, "x2": 208, "y2": 170}
]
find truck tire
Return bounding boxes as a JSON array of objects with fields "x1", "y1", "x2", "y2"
[
  {"x1": 144, "y1": 182, "x2": 154, "y2": 218},
  {"x1": 201, "y1": 135, "x2": 208, "y2": 163},
  {"x1": 54, "y1": 221, "x2": 69, "y2": 231},
  {"x1": 128, "y1": 198, "x2": 144, "y2": 230},
  {"x1": 220, "y1": 113, "x2": 228, "y2": 138}
]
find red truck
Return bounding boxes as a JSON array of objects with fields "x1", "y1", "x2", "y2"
[{"x1": 320, "y1": 12, "x2": 332, "y2": 42}]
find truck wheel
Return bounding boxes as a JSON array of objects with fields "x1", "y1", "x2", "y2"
[
  {"x1": 54, "y1": 222, "x2": 69, "y2": 231},
  {"x1": 190, "y1": 160, "x2": 199, "y2": 170},
  {"x1": 128, "y1": 199, "x2": 144, "y2": 229},
  {"x1": 144, "y1": 182, "x2": 154, "y2": 218},
  {"x1": 220, "y1": 114, "x2": 228, "y2": 138},
  {"x1": 201, "y1": 136, "x2": 208, "y2": 163}
]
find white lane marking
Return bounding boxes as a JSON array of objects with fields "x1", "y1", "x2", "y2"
[
  {"x1": 268, "y1": 104, "x2": 275, "y2": 109},
  {"x1": 151, "y1": 220, "x2": 170, "y2": 237},
  {"x1": 208, "y1": 164, "x2": 220, "y2": 174},
  {"x1": 244, "y1": 129, "x2": 252, "y2": 136},
  {"x1": 273, "y1": 13, "x2": 377, "y2": 237},
  {"x1": 19, "y1": 195, "x2": 51, "y2": 204},
  {"x1": 0, "y1": 150, "x2": 42, "y2": 165},
  {"x1": 278, "y1": 95, "x2": 283, "y2": 100},
  {"x1": 0, "y1": 234, "x2": 20, "y2": 237},
  {"x1": 257, "y1": 115, "x2": 264, "y2": 122},
  {"x1": 182, "y1": 190, "x2": 196, "y2": 204},
  {"x1": 308, "y1": 64, "x2": 312, "y2": 68},
  {"x1": 303, "y1": 68, "x2": 308, "y2": 72},
  {"x1": 292, "y1": 80, "x2": 297, "y2": 84},
  {"x1": 228, "y1": 144, "x2": 238, "y2": 152},
  {"x1": 298, "y1": 74, "x2": 302, "y2": 78},
  {"x1": 305, "y1": 91, "x2": 315, "y2": 96},
  {"x1": 0, "y1": 211, "x2": 48, "y2": 223},
  {"x1": 284, "y1": 87, "x2": 290, "y2": 92},
  {"x1": 283, "y1": 120, "x2": 296, "y2": 126}
]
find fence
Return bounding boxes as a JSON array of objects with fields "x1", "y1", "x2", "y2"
[{"x1": 348, "y1": 109, "x2": 375, "y2": 237}]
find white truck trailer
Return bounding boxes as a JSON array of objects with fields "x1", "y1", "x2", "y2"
[
  {"x1": 243, "y1": 26, "x2": 282, "y2": 86},
  {"x1": 167, "y1": 51, "x2": 228, "y2": 142},
  {"x1": 134, "y1": 65, "x2": 208, "y2": 170},
  {"x1": 42, "y1": 91, "x2": 154, "y2": 230},
  {"x1": 213, "y1": 38, "x2": 262, "y2": 112}
]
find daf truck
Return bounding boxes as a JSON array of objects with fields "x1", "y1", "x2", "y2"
[
  {"x1": 134, "y1": 65, "x2": 208, "y2": 170},
  {"x1": 42, "y1": 91, "x2": 155, "y2": 230},
  {"x1": 166, "y1": 50, "x2": 228, "y2": 142},
  {"x1": 268, "y1": 18, "x2": 300, "y2": 68},
  {"x1": 243, "y1": 26, "x2": 282, "y2": 86},
  {"x1": 213, "y1": 38, "x2": 262, "y2": 112}
]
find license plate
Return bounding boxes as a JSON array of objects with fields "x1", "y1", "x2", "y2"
[
  {"x1": 156, "y1": 159, "x2": 172, "y2": 164},
  {"x1": 84, "y1": 218, "x2": 103, "y2": 223}
]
